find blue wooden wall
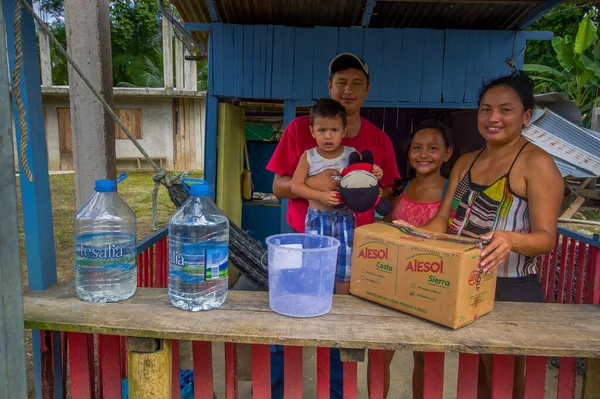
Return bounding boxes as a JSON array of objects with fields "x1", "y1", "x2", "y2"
[{"x1": 209, "y1": 24, "x2": 530, "y2": 105}]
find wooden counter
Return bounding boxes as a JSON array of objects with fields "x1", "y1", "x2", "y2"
[{"x1": 23, "y1": 283, "x2": 600, "y2": 358}]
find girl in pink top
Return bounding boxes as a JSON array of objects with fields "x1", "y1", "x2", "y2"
[
  {"x1": 386, "y1": 119, "x2": 453, "y2": 399},
  {"x1": 386, "y1": 120, "x2": 453, "y2": 227}
]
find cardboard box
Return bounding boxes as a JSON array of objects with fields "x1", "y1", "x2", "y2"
[{"x1": 350, "y1": 223, "x2": 497, "y2": 329}]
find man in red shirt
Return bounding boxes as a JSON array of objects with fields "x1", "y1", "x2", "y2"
[
  {"x1": 267, "y1": 53, "x2": 400, "y2": 233},
  {"x1": 266, "y1": 53, "x2": 400, "y2": 399}
]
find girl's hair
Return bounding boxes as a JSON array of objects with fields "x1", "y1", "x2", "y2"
[
  {"x1": 391, "y1": 119, "x2": 452, "y2": 198},
  {"x1": 478, "y1": 70, "x2": 535, "y2": 112}
]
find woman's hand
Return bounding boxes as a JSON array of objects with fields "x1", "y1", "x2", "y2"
[
  {"x1": 479, "y1": 231, "x2": 515, "y2": 274},
  {"x1": 392, "y1": 219, "x2": 415, "y2": 229}
]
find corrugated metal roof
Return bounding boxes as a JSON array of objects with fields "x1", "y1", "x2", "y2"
[
  {"x1": 553, "y1": 158, "x2": 596, "y2": 179},
  {"x1": 172, "y1": 0, "x2": 548, "y2": 31},
  {"x1": 523, "y1": 108, "x2": 600, "y2": 178},
  {"x1": 534, "y1": 93, "x2": 583, "y2": 126},
  {"x1": 371, "y1": 1, "x2": 538, "y2": 30}
]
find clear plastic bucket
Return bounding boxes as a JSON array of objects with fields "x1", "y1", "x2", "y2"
[{"x1": 266, "y1": 233, "x2": 340, "y2": 317}]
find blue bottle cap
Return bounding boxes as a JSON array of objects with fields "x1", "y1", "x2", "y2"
[
  {"x1": 94, "y1": 173, "x2": 127, "y2": 192},
  {"x1": 95, "y1": 180, "x2": 117, "y2": 192},
  {"x1": 183, "y1": 178, "x2": 213, "y2": 197}
]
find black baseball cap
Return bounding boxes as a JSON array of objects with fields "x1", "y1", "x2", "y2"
[{"x1": 329, "y1": 53, "x2": 369, "y2": 78}]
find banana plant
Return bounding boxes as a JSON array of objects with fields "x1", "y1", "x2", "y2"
[{"x1": 524, "y1": 12, "x2": 600, "y2": 126}]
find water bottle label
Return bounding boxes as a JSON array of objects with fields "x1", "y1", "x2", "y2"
[
  {"x1": 206, "y1": 246, "x2": 228, "y2": 280},
  {"x1": 75, "y1": 233, "x2": 136, "y2": 271},
  {"x1": 169, "y1": 242, "x2": 228, "y2": 283}
]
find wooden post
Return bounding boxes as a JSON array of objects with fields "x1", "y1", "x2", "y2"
[
  {"x1": 583, "y1": 358, "x2": 600, "y2": 399},
  {"x1": 3, "y1": 0, "x2": 62, "y2": 397},
  {"x1": 162, "y1": 2, "x2": 173, "y2": 89},
  {"x1": 38, "y1": 23, "x2": 52, "y2": 86},
  {"x1": 279, "y1": 100, "x2": 296, "y2": 233},
  {"x1": 64, "y1": 0, "x2": 117, "y2": 204},
  {"x1": 0, "y1": 2, "x2": 27, "y2": 396},
  {"x1": 128, "y1": 338, "x2": 172, "y2": 399},
  {"x1": 184, "y1": 47, "x2": 197, "y2": 91},
  {"x1": 175, "y1": 38, "x2": 184, "y2": 90},
  {"x1": 592, "y1": 107, "x2": 599, "y2": 132}
]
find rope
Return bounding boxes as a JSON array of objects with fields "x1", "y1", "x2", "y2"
[
  {"x1": 12, "y1": 0, "x2": 33, "y2": 181},
  {"x1": 16, "y1": 0, "x2": 191, "y2": 229}
]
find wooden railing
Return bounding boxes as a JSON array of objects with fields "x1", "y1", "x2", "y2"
[{"x1": 33, "y1": 226, "x2": 599, "y2": 399}]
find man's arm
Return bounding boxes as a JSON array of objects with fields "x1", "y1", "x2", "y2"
[
  {"x1": 273, "y1": 170, "x2": 341, "y2": 200},
  {"x1": 291, "y1": 154, "x2": 339, "y2": 206},
  {"x1": 273, "y1": 174, "x2": 297, "y2": 199}
]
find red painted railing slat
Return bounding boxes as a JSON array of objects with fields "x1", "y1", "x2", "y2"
[
  {"x1": 368, "y1": 349, "x2": 384, "y2": 399},
  {"x1": 316, "y1": 347, "x2": 330, "y2": 399},
  {"x1": 491, "y1": 354, "x2": 515, "y2": 399},
  {"x1": 523, "y1": 356, "x2": 546, "y2": 399},
  {"x1": 284, "y1": 346, "x2": 303, "y2": 399},
  {"x1": 252, "y1": 344, "x2": 271, "y2": 399},
  {"x1": 193, "y1": 341, "x2": 214, "y2": 399},
  {"x1": 575, "y1": 243, "x2": 587, "y2": 304},
  {"x1": 98, "y1": 334, "x2": 122, "y2": 399},
  {"x1": 557, "y1": 236, "x2": 569, "y2": 303},
  {"x1": 557, "y1": 357, "x2": 577, "y2": 399},
  {"x1": 68, "y1": 332, "x2": 95, "y2": 399},
  {"x1": 567, "y1": 238, "x2": 577, "y2": 304},
  {"x1": 343, "y1": 361, "x2": 358, "y2": 399},
  {"x1": 171, "y1": 339, "x2": 181, "y2": 399},
  {"x1": 423, "y1": 352, "x2": 444, "y2": 399},
  {"x1": 457, "y1": 353, "x2": 478, "y2": 399},
  {"x1": 548, "y1": 235, "x2": 559, "y2": 302}
]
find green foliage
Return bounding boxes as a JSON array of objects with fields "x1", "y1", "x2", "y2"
[
  {"x1": 40, "y1": 0, "x2": 208, "y2": 90},
  {"x1": 525, "y1": 4, "x2": 596, "y2": 70},
  {"x1": 524, "y1": 11, "x2": 600, "y2": 126}
]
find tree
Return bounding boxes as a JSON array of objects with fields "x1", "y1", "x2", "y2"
[
  {"x1": 40, "y1": 0, "x2": 208, "y2": 90},
  {"x1": 41, "y1": 0, "x2": 163, "y2": 87},
  {"x1": 524, "y1": 12, "x2": 600, "y2": 126},
  {"x1": 525, "y1": 4, "x2": 597, "y2": 69}
]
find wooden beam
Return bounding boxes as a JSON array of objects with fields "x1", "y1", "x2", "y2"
[
  {"x1": 204, "y1": 0, "x2": 219, "y2": 22},
  {"x1": 175, "y1": 37, "x2": 184, "y2": 90},
  {"x1": 162, "y1": 3, "x2": 174, "y2": 89},
  {"x1": 38, "y1": 24, "x2": 52, "y2": 87},
  {"x1": 0, "y1": 1, "x2": 27, "y2": 396},
  {"x1": 183, "y1": 46, "x2": 197, "y2": 91},
  {"x1": 560, "y1": 196, "x2": 586, "y2": 219},
  {"x1": 583, "y1": 358, "x2": 600, "y2": 399},
  {"x1": 361, "y1": 0, "x2": 377, "y2": 27},
  {"x1": 576, "y1": 189, "x2": 600, "y2": 201},
  {"x1": 280, "y1": 100, "x2": 296, "y2": 234}
]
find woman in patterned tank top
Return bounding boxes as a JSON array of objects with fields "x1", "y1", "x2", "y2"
[{"x1": 396, "y1": 71, "x2": 563, "y2": 399}]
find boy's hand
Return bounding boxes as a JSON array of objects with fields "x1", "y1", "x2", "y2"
[
  {"x1": 372, "y1": 164, "x2": 383, "y2": 181},
  {"x1": 320, "y1": 191, "x2": 340, "y2": 207}
]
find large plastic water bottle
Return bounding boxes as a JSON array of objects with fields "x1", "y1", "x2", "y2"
[
  {"x1": 168, "y1": 178, "x2": 229, "y2": 311},
  {"x1": 74, "y1": 173, "x2": 137, "y2": 302}
]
